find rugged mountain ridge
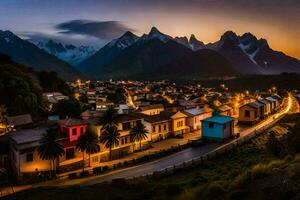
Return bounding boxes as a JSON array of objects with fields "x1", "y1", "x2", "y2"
[{"x1": 0, "y1": 30, "x2": 80, "y2": 80}]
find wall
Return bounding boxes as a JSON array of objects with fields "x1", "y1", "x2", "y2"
[
  {"x1": 202, "y1": 121, "x2": 223, "y2": 139},
  {"x1": 141, "y1": 108, "x2": 164, "y2": 116},
  {"x1": 239, "y1": 106, "x2": 258, "y2": 122}
]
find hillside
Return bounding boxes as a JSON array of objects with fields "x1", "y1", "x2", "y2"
[{"x1": 0, "y1": 30, "x2": 80, "y2": 80}]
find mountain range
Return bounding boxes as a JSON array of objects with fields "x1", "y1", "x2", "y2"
[
  {"x1": 78, "y1": 27, "x2": 300, "y2": 80},
  {"x1": 0, "y1": 30, "x2": 80, "y2": 80},
  {"x1": 1, "y1": 28, "x2": 300, "y2": 80}
]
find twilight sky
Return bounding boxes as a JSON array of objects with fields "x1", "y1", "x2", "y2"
[{"x1": 0, "y1": 0, "x2": 299, "y2": 58}]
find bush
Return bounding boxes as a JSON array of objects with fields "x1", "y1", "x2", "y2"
[
  {"x1": 251, "y1": 164, "x2": 269, "y2": 179},
  {"x1": 267, "y1": 159, "x2": 286, "y2": 169},
  {"x1": 204, "y1": 182, "x2": 226, "y2": 199},
  {"x1": 229, "y1": 189, "x2": 247, "y2": 200},
  {"x1": 166, "y1": 184, "x2": 182, "y2": 196},
  {"x1": 80, "y1": 171, "x2": 89, "y2": 177},
  {"x1": 266, "y1": 131, "x2": 285, "y2": 157},
  {"x1": 68, "y1": 172, "x2": 77, "y2": 179},
  {"x1": 102, "y1": 166, "x2": 109, "y2": 171},
  {"x1": 229, "y1": 171, "x2": 251, "y2": 190},
  {"x1": 93, "y1": 167, "x2": 102, "y2": 174}
]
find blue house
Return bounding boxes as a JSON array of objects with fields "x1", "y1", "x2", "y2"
[{"x1": 201, "y1": 115, "x2": 234, "y2": 140}]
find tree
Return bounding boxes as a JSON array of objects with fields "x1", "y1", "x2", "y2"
[
  {"x1": 0, "y1": 105, "x2": 8, "y2": 133},
  {"x1": 76, "y1": 130, "x2": 100, "y2": 170},
  {"x1": 100, "y1": 126, "x2": 120, "y2": 161},
  {"x1": 52, "y1": 98, "x2": 82, "y2": 119},
  {"x1": 100, "y1": 107, "x2": 117, "y2": 129},
  {"x1": 38, "y1": 128, "x2": 64, "y2": 177},
  {"x1": 130, "y1": 123, "x2": 148, "y2": 151}
]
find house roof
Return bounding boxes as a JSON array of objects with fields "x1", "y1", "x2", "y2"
[
  {"x1": 202, "y1": 115, "x2": 234, "y2": 124},
  {"x1": 7, "y1": 114, "x2": 32, "y2": 127},
  {"x1": 139, "y1": 104, "x2": 164, "y2": 111},
  {"x1": 182, "y1": 109, "x2": 205, "y2": 117},
  {"x1": 59, "y1": 118, "x2": 87, "y2": 126},
  {"x1": 135, "y1": 113, "x2": 170, "y2": 124},
  {"x1": 218, "y1": 105, "x2": 232, "y2": 112},
  {"x1": 9, "y1": 128, "x2": 47, "y2": 145},
  {"x1": 114, "y1": 114, "x2": 142, "y2": 123},
  {"x1": 265, "y1": 97, "x2": 277, "y2": 102},
  {"x1": 258, "y1": 99, "x2": 269, "y2": 105},
  {"x1": 245, "y1": 101, "x2": 264, "y2": 109}
]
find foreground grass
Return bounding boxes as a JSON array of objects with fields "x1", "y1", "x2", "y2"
[{"x1": 3, "y1": 116, "x2": 297, "y2": 200}]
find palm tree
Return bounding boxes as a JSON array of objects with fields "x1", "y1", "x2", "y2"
[
  {"x1": 86, "y1": 130, "x2": 100, "y2": 167},
  {"x1": 100, "y1": 107, "x2": 117, "y2": 129},
  {"x1": 100, "y1": 125, "x2": 120, "y2": 161},
  {"x1": 38, "y1": 128, "x2": 64, "y2": 177},
  {"x1": 76, "y1": 130, "x2": 99, "y2": 172},
  {"x1": 130, "y1": 123, "x2": 148, "y2": 151}
]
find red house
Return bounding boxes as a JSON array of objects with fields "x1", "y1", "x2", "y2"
[
  {"x1": 59, "y1": 118, "x2": 88, "y2": 142},
  {"x1": 58, "y1": 119, "x2": 88, "y2": 160}
]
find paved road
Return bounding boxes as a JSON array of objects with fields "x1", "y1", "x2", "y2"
[{"x1": 48, "y1": 95, "x2": 292, "y2": 186}]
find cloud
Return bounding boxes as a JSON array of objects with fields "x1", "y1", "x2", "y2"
[
  {"x1": 19, "y1": 31, "x2": 106, "y2": 47},
  {"x1": 55, "y1": 20, "x2": 134, "y2": 40}
]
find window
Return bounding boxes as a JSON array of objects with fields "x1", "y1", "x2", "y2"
[
  {"x1": 121, "y1": 138, "x2": 125, "y2": 145},
  {"x1": 208, "y1": 122, "x2": 214, "y2": 128},
  {"x1": 245, "y1": 110, "x2": 250, "y2": 117},
  {"x1": 153, "y1": 125, "x2": 156, "y2": 132},
  {"x1": 123, "y1": 122, "x2": 131, "y2": 130},
  {"x1": 125, "y1": 137, "x2": 128, "y2": 144},
  {"x1": 26, "y1": 153, "x2": 33, "y2": 162},
  {"x1": 158, "y1": 125, "x2": 161, "y2": 132},
  {"x1": 164, "y1": 124, "x2": 167, "y2": 131},
  {"x1": 72, "y1": 128, "x2": 77, "y2": 136},
  {"x1": 66, "y1": 148, "x2": 75, "y2": 160}
]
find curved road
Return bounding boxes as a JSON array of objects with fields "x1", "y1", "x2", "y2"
[{"x1": 45, "y1": 95, "x2": 292, "y2": 187}]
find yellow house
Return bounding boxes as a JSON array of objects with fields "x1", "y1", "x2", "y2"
[
  {"x1": 170, "y1": 111, "x2": 189, "y2": 135},
  {"x1": 238, "y1": 101, "x2": 264, "y2": 124},
  {"x1": 138, "y1": 104, "x2": 164, "y2": 116},
  {"x1": 137, "y1": 113, "x2": 171, "y2": 142}
]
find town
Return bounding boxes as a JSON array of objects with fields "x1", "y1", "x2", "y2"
[{"x1": 0, "y1": 79, "x2": 291, "y2": 184}]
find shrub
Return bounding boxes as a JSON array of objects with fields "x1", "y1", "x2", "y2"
[
  {"x1": 80, "y1": 171, "x2": 89, "y2": 177},
  {"x1": 229, "y1": 171, "x2": 251, "y2": 190},
  {"x1": 102, "y1": 166, "x2": 108, "y2": 171},
  {"x1": 204, "y1": 182, "x2": 226, "y2": 199},
  {"x1": 251, "y1": 164, "x2": 269, "y2": 179},
  {"x1": 68, "y1": 172, "x2": 77, "y2": 179},
  {"x1": 166, "y1": 184, "x2": 182, "y2": 196},
  {"x1": 93, "y1": 167, "x2": 102, "y2": 174},
  {"x1": 266, "y1": 131, "x2": 284, "y2": 157},
  {"x1": 267, "y1": 159, "x2": 286, "y2": 169},
  {"x1": 229, "y1": 189, "x2": 247, "y2": 200}
]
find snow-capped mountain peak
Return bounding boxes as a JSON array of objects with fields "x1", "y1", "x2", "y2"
[
  {"x1": 174, "y1": 34, "x2": 204, "y2": 51},
  {"x1": 108, "y1": 31, "x2": 139, "y2": 49},
  {"x1": 35, "y1": 40, "x2": 96, "y2": 66},
  {"x1": 147, "y1": 26, "x2": 172, "y2": 42}
]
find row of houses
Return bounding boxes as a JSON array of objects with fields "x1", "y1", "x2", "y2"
[
  {"x1": 238, "y1": 96, "x2": 281, "y2": 125},
  {"x1": 8, "y1": 105, "x2": 214, "y2": 177},
  {"x1": 7, "y1": 95, "x2": 282, "y2": 177}
]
